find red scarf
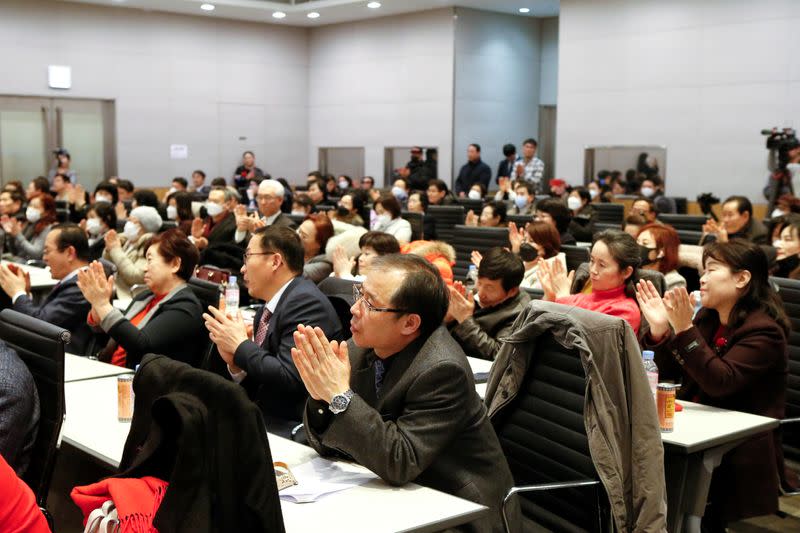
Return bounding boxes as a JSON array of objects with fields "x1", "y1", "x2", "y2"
[{"x1": 71, "y1": 476, "x2": 168, "y2": 533}]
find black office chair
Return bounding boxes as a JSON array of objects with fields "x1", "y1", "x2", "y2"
[
  {"x1": 593, "y1": 203, "x2": 625, "y2": 225},
  {"x1": 656, "y1": 214, "x2": 707, "y2": 233},
  {"x1": 0, "y1": 309, "x2": 69, "y2": 526},
  {"x1": 561, "y1": 245, "x2": 591, "y2": 272},
  {"x1": 427, "y1": 205, "x2": 466, "y2": 243},
  {"x1": 675, "y1": 229, "x2": 704, "y2": 245},
  {"x1": 507, "y1": 214, "x2": 533, "y2": 228},
  {"x1": 669, "y1": 197, "x2": 688, "y2": 214},
  {"x1": 400, "y1": 211, "x2": 424, "y2": 241},
  {"x1": 159, "y1": 220, "x2": 178, "y2": 232},
  {"x1": 287, "y1": 213, "x2": 306, "y2": 226},
  {"x1": 451, "y1": 225, "x2": 510, "y2": 281},
  {"x1": 492, "y1": 333, "x2": 609, "y2": 531},
  {"x1": 455, "y1": 197, "x2": 483, "y2": 214},
  {"x1": 317, "y1": 277, "x2": 356, "y2": 340},
  {"x1": 187, "y1": 277, "x2": 222, "y2": 371},
  {"x1": 594, "y1": 222, "x2": 620, "y2": 233}
]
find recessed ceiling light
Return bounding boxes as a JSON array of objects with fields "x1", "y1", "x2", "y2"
[
  {"x1": 200, "y1": 3, "x2": 215, "y2": 11},
  {"x1": 367, "y1": 2, "x2": 381, "y2": 8},
  {"x1": 272, "y1": 11, "x2": 286, "y2": 19},
  {"x1": 307, "y1": 12, "x2": 320, "y2": 19},
  {"x1": 519, "y1": 8, "x2": 530, "y2": 13}
]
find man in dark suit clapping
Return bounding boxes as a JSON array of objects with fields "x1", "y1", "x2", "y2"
[{"x1": 203, "y1": 225, "x2": 342, "y2": 436}]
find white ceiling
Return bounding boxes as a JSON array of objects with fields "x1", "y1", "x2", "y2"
[{"x1": 60, "y1": 0, "x2": 559, "y2": 27}]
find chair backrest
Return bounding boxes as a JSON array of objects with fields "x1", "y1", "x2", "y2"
[
  {"x1": 507, "y1": 214, "x2": 533, "y2": 228},
  {"x1": 593, "y1": 203, "x2": 624, "y2": 224},
  {"x1": 455, "y1": 197, "x2": 483, "y2": 214},
  {"x1": 159, "y1": 220, "x2": 178, "y2": 232},
  {"x1": 318, "y1": 277, "x2": 357, "y2": 341},
  {"x1": 562, "y1": 245, "x2": 591, "y2": 272},
  {"x1": 427, "y1": 205, "x2": 466, "y2": 243},
  {"x1": 656, "y1": 214, "x2": 707, "y2": 232},
  {"x1": 188, "y1": 277, "x2": 221, "y2": 369},
  {"x1": 400, "y1": 211, "x2": 424, "y2": 241},
  {"x1": 594, "y1": 222, "x2": 620, "y2": 233},
  {"x1": 0, "y1": 309, "x2": 68, "y2": 507},
  {"x1": 287, "y1": 213, "x2": 306, "y2": 227},
  {"x1": 669, "y1": 197, "x2": 688, "y2": 214},
  {"x1": 770, "y1": 277, "x2": 800, "y2": 463},
  {"x1": 451, "y1": 225, "x2": 510, "y2": 280},
  {"x1": 675, "y1": 229, "x2": 703, "y2": 245},
  {"x1": 493, "y1": 332, "x2": 607, "y2": 530},
  {"x1": 314, "y1": 204, "x2": 334, "y2": 213}
]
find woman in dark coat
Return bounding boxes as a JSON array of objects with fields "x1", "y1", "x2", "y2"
[{"x1": 637, "y1": 240, "x2": 790, "y2": 530}]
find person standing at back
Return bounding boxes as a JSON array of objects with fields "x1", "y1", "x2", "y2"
[
  {"x1": 454, "y1": 143, "x2": 491, "y2": 197},
  {"x1": 510, "y1": 138, "x2": 545, "y2": 194}
]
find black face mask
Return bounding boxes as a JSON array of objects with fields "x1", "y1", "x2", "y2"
[
  {"x1": 519, "y1": 243, "x2": 539, "y2": 262},
  {"x1": 199, "y1": 205, "x2": 208, "y2": 219},
  {"x1": 336, "y1": 206, "x2": 350, "y2": 218},
  {"x1": 638, "y1": 245, "x2": 656, "y2": 266}
]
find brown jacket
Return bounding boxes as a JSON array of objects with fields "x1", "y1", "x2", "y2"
[
  {"x1": 485, "y1": 301, "x2": 667, "y2": 532},
  {"x1": 643, "y1": 308, "x2": 787, "y2": 521}
]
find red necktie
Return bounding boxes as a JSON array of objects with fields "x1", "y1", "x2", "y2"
[{"x1": 254, "y1": 309, "x2": 272, "y2": 346}]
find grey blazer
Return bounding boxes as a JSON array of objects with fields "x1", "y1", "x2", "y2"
[
  {"x1": 305, "y1": 326, "x2": 518, "y2": 533},
  {"x1": 0, "y1": 341, "x2": 39, "y2": 475}
]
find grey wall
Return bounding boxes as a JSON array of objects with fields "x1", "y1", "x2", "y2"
[
  {"x1": 539, "y1": 17, "x2": 559, "y2": 106},
  {"x1": 0, "y1": 0, "x2": 309, "y2": 187},
  {"x1": 453, "y1": 7, "x2": 541, "y2": 186},
  {"x1": 557, "y1": 0, "x2": 800, "y2": 199}
]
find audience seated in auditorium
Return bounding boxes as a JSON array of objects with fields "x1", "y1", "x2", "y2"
[
  {"x1": 80, "y1": 229, "x2": 205, "y2": 368},
  {"x1": 636, "y1": 223, "x2": 686, "y2": 290},
  {"x1": 25, "y1": 177, "x2": 50, "y2": 201},
  {"x1": 336, "y1": 175, "x2": 353, "y2": 192},
  {"x1": 299, "y1": 213, "x2": 335, "y2": 284},
  {"x1": 190, "y1": 169, "x2": 211, "y2": 195},
  {"x1": 104, "y1": 205, "x2": 162, "y2": 300},
  {"x1": 624, "y1": 212, "x2": 648, "y2": 238},
  {"x1": 465, "y1": 200, "x2": 506, "y2": 228},
  {"x1": 372, "y1": 194, "x2": 412, "y2": 243},
  {"x1": 505, "y1": 180, "x2": 536, "y2": 216},
  {"x1": 204, "y1": 225, "x2": 342, "y2": 436},
  {"x1": 0, "y1": 190, "x2": 24, "y2": 221},
  {"x1": 587, "y1": 180, "x2": 603, "y2": 202},
  {"x1": 233, "y1": 150, "x2": 265, "y2": 188},
  {"x1": 294, "y1": 254, "x2": 518, "y2": 531},
  {"x1": 2, "y1": 193, "x2": 56, "y2": 261},
  {"x1": 447, "y1": 247, "x2": 530, "y2": 361},
  {"x1": 548, "y1": 178, "x2": 569, "y2": 201},
  {"x1": 402, "y1": 240, "x2": 456, "y2": 286},
  {"x1": 332, "y1": 231, "x2": 401, "y2": 281},
  {"x1": 306, "y1": 179, "x2": 332, "y2": 210},
  {"x1": 638, "y1": 240, "x2": 788, "y2": 529},
  {"x1": 510, "y1": 138, "x2": 545, "y2": 194},
  {"x1": 426, "y1": 179, "x2": 456, "y2": 207},
  {"x1": 330, "y1": 192, "x2": 364, "y2": 227},
  {"x1": 51, "y1": 173, "x2": 73, "y2": 203},
  {"x1": 190, "y1": 187, "x2": 237, "y2": 252},
  {"x1": 640, "y1": 176, "x2": 676, "y2": 214},
  {"x1": 406, "y1": 191, "x2": 436, "y2": 239},
  {"x1": 467, "y1": 183, "x2": 485, "y2": 201},
  {"x1": 84, "y1": 202, "x2": 116, "y2": 261},
  {"x1": 539, "y1": 229, "x2": 641, "y2": 334},
  {"x1": 0, "y1": 223, "x2": 93, "y2": 354},
  {"x1": 391, "y1": 178, "x2": 410, "y2": 205},
  {"x1": 771, "y1": 214, "x2": 800, "y2": 279},
  {"x1": 291, "y1": 193, "x2": 314, "y2": 217},
  {"x1": 535, "y1": 197, "x2": 577, "y2": 245},
  {"x1": 454, "y1": 143, "x2": 491, "y2": 197},
  {"x1": 508, "y1": 220, "x2": 566, "y2": 290},
  {"x1": 631, "y1": 197, "x2": 660, "y2": 225},
  {"x1": 115, "y1": 178, "x2": 134, "y2": 204},
  {"x1": 170, "y1": 176, "x2": 188, "y2": 193},
  {"x1": 0, "y1": 340, "x2": 39, "y2": 476},
  {"x1": 567, "y1": 186, "x2": 597, "y2": 241},
  {"x1": 0, "y1": 453, "x2": 50, "y2": 532},
  {"x1": 3, "y1": 181, "x2": 25, "y2": 199},
  {"x1": 701, "y1": 195, "x2": 768, "y2": 246},
  {"x1": 234, "y1": 180, "x2": 296, "y2": 245},
  {"x1": 165, "y1": 190, "x2": 193, "y2": 235},
  {"x1": 360, "y1": 176, "x2": 375, "y2": 191}
]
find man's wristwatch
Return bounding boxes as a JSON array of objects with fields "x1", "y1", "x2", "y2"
[{"x1": 329, "y1": 389, "x2": 354, "y2": 414}]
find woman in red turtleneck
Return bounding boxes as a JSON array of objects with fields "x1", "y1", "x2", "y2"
[{"x1": 539, "y1": 230, "x2": 641, "y2": 334}]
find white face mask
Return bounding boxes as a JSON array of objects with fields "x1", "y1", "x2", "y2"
[
  {"x1": 166, "y1": 205, "x2": 178, "y2": 220},
  {"x1": 26, "y1": 207, "x2": 41, "y2": 223},
  {"x1": 375, "y1": 214, "x2": 391, "y2": 228},
  {"x1": 640, "y1": 187, "x2": 655, "y2": 198},
  {"x1": 86, "y1": 217, "x2": 102, "y2": 236},
  {"x1": 589, "y1": 188, "x2": 599, "y2": 199},
  {"x1": 338, "y1": 180, "x2": 349, "y2": 190},
  {"x1": 567, "y1": 196, "x2": 583, "y2": 211},
  {"x1": 123, "y1": 220, "x2": 139, "y2": 240},
  {"x1": 94, "y1": 194, "x2": 112, "y2": 204},
  {"x1": 391, "y1": 186, "x2": 407, "y2": 201},
  {"x1": 291, "y1": 210, "x2": 306, "y2": 217},
  {"x1": 468, "y1": 190, "x2": 482, "y2": 200},
  {"x1": 205, "y1": 202, "x2": 224, "y2": 217},
  {"x1": 167, "y1": 187, "x2": 177, "y2": 195},
  {"x1": 773, "y1": 239, "x2": 783, "y2": 249},
  {"x1": 771, "y1": 208, "x2": 786, "y2": 219}
]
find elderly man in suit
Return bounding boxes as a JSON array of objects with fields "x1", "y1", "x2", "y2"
[
  {"x1": 190, "y1": 187, "x2": 238, "y2": 251},
  {"x1": 291, "y1": 254, "x2": 518, "y2": 532},
  {"x1": 0, "y1": 340, "x2": 39, "y2": 476},
  {"x1": 203, "y1": 225, "x2": 342, "y2": 437},
  {"x1": 233, "y1": 179, "x2": 297, "y2": 245},
  {"x1": 0, "y1": 223, "x2": 93, "y2": 355}
]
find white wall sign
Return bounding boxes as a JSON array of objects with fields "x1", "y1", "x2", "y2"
[
  {"x1": 48, "y1": 65, "x2": 71, "y2": 89},
  {"x1": 170, "y1": 144, "x2": 188, "y2": 159}
]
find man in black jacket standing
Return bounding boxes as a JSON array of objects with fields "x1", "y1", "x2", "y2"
[
  {"x1": 203, "y1": 225, "x2": 342, "y2": 436},
  {"x1": 454, "y1": 143, "x2": 491, "y2": 197}
]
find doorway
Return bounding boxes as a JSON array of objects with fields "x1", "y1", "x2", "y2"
[{"x1": 0, "y1": 96, "x2": 116, "y2": 189}]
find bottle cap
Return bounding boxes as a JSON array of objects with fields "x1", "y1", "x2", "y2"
[
  {"x1": 229, "y1": 275, "x2": 237, "y2": 284},
  {"x1": 642, "y1": 350, "x2": 655, "y2": 360}
]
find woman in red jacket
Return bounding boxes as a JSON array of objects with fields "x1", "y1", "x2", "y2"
[
  {"x1": 0, "y1": 453, "x2": 50, "y2": 532},
  {"x1": 637, "y1": 240, "x2": 789, "y2": 530}
]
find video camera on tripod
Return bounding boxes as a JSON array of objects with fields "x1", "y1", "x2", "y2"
[
  {"x1": 762, "y1": 127, "x2": 800, "y2": 211},
  {"x1": 762, "y1": 127, "x2": 799, "y2": 170}
]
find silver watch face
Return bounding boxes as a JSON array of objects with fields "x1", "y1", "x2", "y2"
[{"x1": 330, "y1": 391, "x2": 352, "y2": 413}]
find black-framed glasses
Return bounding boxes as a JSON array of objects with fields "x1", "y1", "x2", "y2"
[
  {"x1": 352, "y1": 283, "x2": 408, "y2": 314},
  {"x1": 242, "y1": 251, "x2": 277, "y2": 263}
]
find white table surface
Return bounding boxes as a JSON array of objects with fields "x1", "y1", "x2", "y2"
[
  {"x1": 63, "y1": 376, "x2": 488, "y2": 533},
  {"x1": 1, "y1": 260, "x2": 57, "y2": 289},
  {"x1": 64, "y1": 353, "x2": 133, "y2": 383}
]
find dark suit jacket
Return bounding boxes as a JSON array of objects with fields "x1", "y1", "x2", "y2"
[
  {"x1": 304, "y1": 326, "x2": 517, "y2": 532},
  {"x1": 449, "y1": 290, "x2": 530, "y2": 361},
  {"x1": 233, "y1": 276, "x2": 342, "y2": 430},
  {"x1": 496, "y1": 159, "x2": 517, "y2": 183},
  {"x1": 645, "y1": 309, "x2": 787, "y2": 521},
  {"x1": 0, "y1": 341, "x2": 39, "y2": 476},
  {"x1": 13, "y1": 276, "x2": 92, "y2": 356},
  {"x1": 270, "y1": 212, "x2": 297, "y2": 230},
  {"x1": 455, "y1": 159, "x2": 492, "y2": 195},
  {"x1": 207, "y1": 212, "x2": 237, "y2": 247}
]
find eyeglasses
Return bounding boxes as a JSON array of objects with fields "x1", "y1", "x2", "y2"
[
  {"x1": 242, "y1": 251, "x2": 277, "y2": 263},
  {"x1": 352, "y1": 283, "x2": 408, "y2": 314},
  {"x1": 256, "y1": 194, "x2": 278, "y2": 201}
]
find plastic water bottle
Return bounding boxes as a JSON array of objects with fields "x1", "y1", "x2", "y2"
[
  {"x1": 464, "y1": 264, "x2": 478, "y2": 293},
  {"x1": 225, "y1": 275, "x2": 240, "y2": 314},
  {"x1": 642, "y1": 350, "x2": 658, "y2": 400}
]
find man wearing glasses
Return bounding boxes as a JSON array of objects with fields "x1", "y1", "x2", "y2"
[
  {"x1": 203, "y1": 225, "x2": 341, "y2": 437},
  {"x1": 233, "y1": 180, "x2": 297, "y2": 244},
  {"x1": 291, "y1": 255, "x2": 518, "y2": 532}
]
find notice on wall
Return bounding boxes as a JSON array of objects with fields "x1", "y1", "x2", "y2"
[{"x1": 170, "y1": 144, "x2": 188, "y2": 160}]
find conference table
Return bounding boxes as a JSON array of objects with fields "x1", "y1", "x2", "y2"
[
  {"x1": 64, "y1": 353, "x2": 133, "y2": 383},
  {"x1": 62, "y1": 374, "x2": 488, "y2": 532}
]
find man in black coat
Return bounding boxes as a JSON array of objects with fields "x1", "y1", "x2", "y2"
[
  {"x1": 0, "y1": 340, "x2": 39, "y2": 475},
  {"x1": 454, "y1": 143, "x2": 492, "y2": 197},
  {"x1": 204, "y1": 225, "x2": 342, "y2": 436},
  {"x1": 0, "y1": 223, "x2": 93, "y2": 355}
]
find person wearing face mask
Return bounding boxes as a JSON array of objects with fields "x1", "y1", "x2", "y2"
[
  {"x1": 84, "y1": 203, "x2": 117, "y2": 261},
  {"x1": 372, "y1": 194, "x2": 412, "y2": 244},
  {"x1": 467, "y1": 183, "x2": 485, "y2": 201},
  {"x1": 165, "y1": 190, "x2": 194, "y2": 235},
  {"x1": 190, "y1": 187, "x2": 237, "y2": 251},
  {"x1": 391, "y1": 178, "x2": 410, "y2": 205},
  {"x1": 506, "y1": 221, "x2": 566, "y2": 290},
  {"x1": 771, "y1": 215, "x2": 800, "y2": 279},
  {"x1": 639, "y1": 176, "x2": 676, "y2": 214},
  {"x1": 567, "y1": 187, "x2": 596, "y2": 242},
  {"x1": 103, "y1": 205, "x2": 162, "y2": 300},
  {"x1": 587, "y1": 180, "x2": 603, "y2": 203},
  {"x1": 506, "y1": 181, "x2": 536, "y2": 216},
  {"x1": 291, "y1": 194, "x2": 314, "y2": 217},
  {"x1": 330, "y1": 192, "x2": 364, "y2": 227},
  {"x1": 337, "y1": 175, "x2": 353, "y2": 192},
  {"x1": 1, "y1": 193, "x2": 57, "y2": 261},
  {"x1": 635, "y1": 223, "x2": 686, "y2": 290}
]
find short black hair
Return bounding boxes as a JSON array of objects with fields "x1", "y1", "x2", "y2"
[
  {"x1": 634, "y1": 196, "x2": 658, "y2": 214},
  {"x1": 31, "y1": 176, "x2": 50, "y2": 195},
  {"x1": 724, "y1": 195, "x2": 753, "y2": 217},
  {"x1": 133, "y1": 189, "x2": 159, "y2": 208},
  {"x1": 242, "y1": 150, "x2": 255, "y2": 158},
  {"x1": 469, "y1": 143, "x2": 481, "y2": 153},
  {"x1": 211, "y1": 177, "x2": 227, "y2": 188},
  {"x1": 307, "y1": 171, "x2": 323, "y2": 181},
  {"x1": 484, "y1": 201, "x2": 507, "y2": 224},
  {"x1": 502, "y1": 143, "x2": 517, "y2": 157},
  {"x1": 167, "y1": 190, "x2": 193, "y2": 221},
  {"x1": 513, "y1": 180, "x2": 535, "y2": 195},
  {"x1": 359, "y1": 231, "x2": 401, "y2": 255},
  {"x1": 376, "y1": 194, "x2": 402, "y2": 219},
  {"x1": 1, "y1": 190, "x2": 24, "y2": 206},
  {"x1": 193, "y1": 170, "x2": 206, "y2": 180},
  {"x1": 371, "y1": 254, "x2": 449, "y2": 338},
  {"x1": 478, "y1": 247, "x2": 524, "y2": 291},
  {"x1": 537, "y1": 198, "x2": 572, "y2": 234},
  {"x1": 408, "y1": 191, "x2": 428, "y2": 210},
  {"x1": 293, "y1": 193, "x2": 314, "y2": 210},
  {"x1": 53, "y1": 223, "x2": 90, "y2": 262},
  {"x1": 572, "y1": 186, "x2": 591, "y2": 204},
  {"x1": 522, "y1": 138, "x2": 538, "y2": 147},
  {"x1": 94, "y1": 181, "x2": 119, "y2": 204},
  {"x1": 428, "y1": 179, "x2": 449, "y2": 193},
  {"x1": 254, "y1": 225, "x2": 305, "y2": 274},
  {"x1": 88, "y1": 202, "x2": 117, "y2": 230},
  {"x1": 361, "y1": 176, "x2": 374, "y2": 185},
  {"x1": 117, "y1": 179, "x2": 134, "y2": 193},
  {"x1": 172, "y1": 177, "x2": 188, "y2": 189},
  {"x1": 149, "y1": 229, "x2": 199, "y2": 281}
]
